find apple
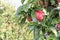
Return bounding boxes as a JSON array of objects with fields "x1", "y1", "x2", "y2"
[
  {"x1": 27, "y1": 16, "x2": 32, "y2": 22},
  {"x1": 57, "y1": 0, "x2": 60, "y2": 3},
  {"x1": 56, "y1": 22, "x2": 60, "y2": 31},
  {"x1": 34, "y1": 10, "x2": 45, "y2": 21}
]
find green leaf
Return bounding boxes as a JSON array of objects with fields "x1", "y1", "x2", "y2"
[
  {"x1": 31, "y1": 10, "x2": 35, "y2": 18},
  {"x1": 22, "y1": 4, "x2": 32, "y2": 12},
  {"x1": 32, "y1": 0, "x2": 39, "y2": 3},
  {"x1": 0, "y1": 9, "x2": 3, "y2": 14},
  {"x1": 20, "y1": 16, "x2": 26, "y2": 27},
  {"x1": 34, "y1": 26, "x2": 40, "y2": 40},
  {"x1": 51, "y1": 18, "x2": 60, "y2": 25},
  {"x1": 16, "y1": 6, "x2": 23, "y2": 16},
  {"x1": 27, "y1": 0, "x2": 39, "y2": 3},
  {"x1": 50, "y1": 27, "x2": 57, "y2": 37},
  {"x1": 57, "y1": 18, "x2": 60, "y2": 22},
  {"x1": 21, "y1": 0, "x2": 25, "y2": 4},
  {"x1": 57, "y1": 32, "x2": 60, "y2": 37},
  {"x1": 50, "y1": 0, "x2": 55, "y2": 5},
  {"x1": 28, "y1": 26, "x2": 34, "y2": 33},
  {"x1": 16, "y1": 4, "x2": 32, "y2": 16}
]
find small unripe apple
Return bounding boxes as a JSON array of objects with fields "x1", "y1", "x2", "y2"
[
  {"x1": 34, "y1": 10, "x2": 45, "y2": 21},
  {"x1": 56, "y1": 22, "x2": 60, "y2": 31},
  {"x1": 27, "y1": 16, "x2": 32, "y2": 22}
]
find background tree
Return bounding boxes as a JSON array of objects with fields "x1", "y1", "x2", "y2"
[{"x1": 0, "y1": 0, "x2": 33, "y2": 40}]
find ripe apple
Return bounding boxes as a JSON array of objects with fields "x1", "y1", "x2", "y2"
[
  {"x1": 34, "y1": 10, "x2": 45, "y2": 21},
  {"x1": 56, "y1": 22, "x2": 60, "y2": 31}
]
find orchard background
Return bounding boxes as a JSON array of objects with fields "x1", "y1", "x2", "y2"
[{"x1": 0, "y1": 0, "x2": 60, "y2": 40}]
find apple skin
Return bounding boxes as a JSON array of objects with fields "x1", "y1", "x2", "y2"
[
  {"x1": 56, "y1": 22, "x2": 60, "y2": 31},
  {"x1": 57, "y1": 0, "x2": 60, "y2": 3},
  {"x1": 34, "y1": 10, "x2": 45, "y2": 21},
  {"x1": 27, "y1": 16, "x2": 32, "y2": 22}
]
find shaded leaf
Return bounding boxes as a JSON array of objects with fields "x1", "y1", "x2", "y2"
[
  {"x1": 31, "y1": 10, "x2": 35, "y2": 18},
  {"x1": 34, "y1": 26, "x2": 40, "y2": 40},
  {"x1": 20, "y1": 16, "x2": 26, "y2": 27},
  {"x1": 16, "y1": 4, "x2": 32, "y2": 16},
  {"x1": 21, "y1": 0, "x2": 25, "y2": 4},
  {"x1": 50, "y1": 0, "x2": 55, "y2": 5},
  {"x1": 27, "y1": 0, "x2": 40, "y2": 3},
  {"x1": 51, "y1": 18, "x2": 60, "y2": 25},
  {"x1": 0, "y1": 9, "x2": 3, "y2": 14},
  {"x1": 28, "y1": 26, "x2": 34, "y2": 33},
  {"x1": 50, "y1": 27, "x2": 57, "y2": 37}
]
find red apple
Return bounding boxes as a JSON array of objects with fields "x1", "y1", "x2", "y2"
[
  {"x1": 27, "y1": 16, "x2": 32, "y2": 22},
  {"x1": 57, "y1": 0, "x2": 60, "y2": 3},
  {"x1": 34, "y1": 10, "x2": 45, "y2": 21},
  {"x1": 56, "y1": 22, "x2": 60, "y2": 31}
]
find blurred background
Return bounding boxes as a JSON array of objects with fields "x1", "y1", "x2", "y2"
[{"x1": 0, "y1": 0, "x2": 33, "y2": 40}]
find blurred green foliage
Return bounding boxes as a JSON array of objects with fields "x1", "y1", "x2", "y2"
[{"x1": 0, "y1": 0, "x2": 33, "y2": 40}]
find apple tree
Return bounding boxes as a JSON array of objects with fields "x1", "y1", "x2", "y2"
[{"x1": 16, "y1": 0, "x2": 60, "y2": 40}]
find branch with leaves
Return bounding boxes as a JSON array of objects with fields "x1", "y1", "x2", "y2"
[{"x1": 16, "y1": 0, "x2": 60, "y2": 40}]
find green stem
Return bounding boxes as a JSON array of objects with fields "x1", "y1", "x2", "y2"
[{"x1": 34, "y1": 27, "x2": 40, "y2": 40}]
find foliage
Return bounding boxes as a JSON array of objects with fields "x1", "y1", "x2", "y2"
[
  {"x1": 0, "y1": 1, "x2": 33, "y2": 40},
  {"x1": 0, "y1": 0, "x2": 60, "y2": 40},
  {"x1": 16, "y1": 0, "x2": 60, "y2": 40}
]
